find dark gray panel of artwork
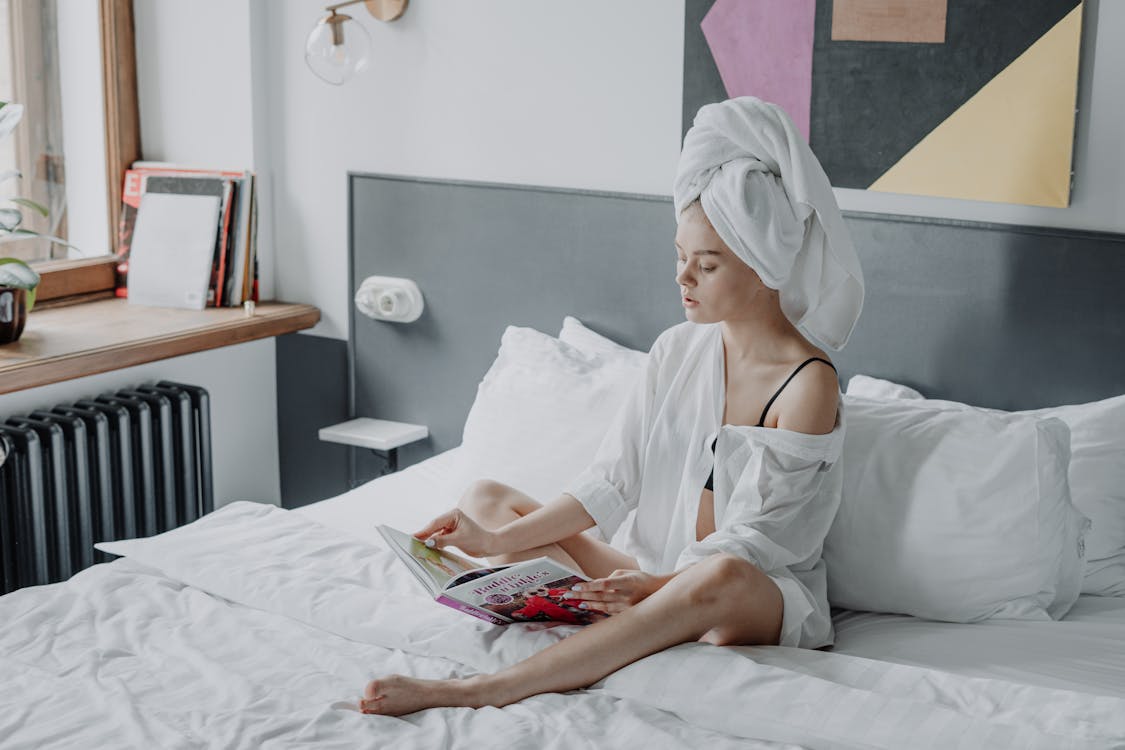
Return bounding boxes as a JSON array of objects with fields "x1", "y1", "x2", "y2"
[
  {"x1": 682, "y1": 0, "x2": 727, "y2": 138},
  {"x1": 810, "y1": 0, "x2": 1079, "y2": 188},
  {"x1": 683, "y1": 0, "x2": 1081, "y2": 188},
  {"x1": 276, "y1": 332, "x2": 350, "y2": 508}
]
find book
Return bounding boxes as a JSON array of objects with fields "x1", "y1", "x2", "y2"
[
  {"x1": 141, "y1": 175, "x2": 234, "y2": 307},
  {"x1": 377, "y1": 525, "x2": 608, "y2": 627},
  {"x1": 117, "y1": 163, "x2": 257, "y2": 306},
  {"x1": 222, "y1": 172, "x2": 254, "y2": 305},
  {"x1": 125, "y1": 191, "x2": 222, "y2": 310}
]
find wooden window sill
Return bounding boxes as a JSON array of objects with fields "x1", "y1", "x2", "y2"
[{"x1": 0, "y1": 298, "x2": 320, "y2": 394}]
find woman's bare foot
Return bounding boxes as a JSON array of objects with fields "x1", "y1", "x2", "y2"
[{"x1": 359, "y1": 674, "x2": 508, "y2": 716}]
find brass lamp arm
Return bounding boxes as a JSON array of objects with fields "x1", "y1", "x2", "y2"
[{"x1": 323, "y1": 0, "x2": 408, "y2": 22}]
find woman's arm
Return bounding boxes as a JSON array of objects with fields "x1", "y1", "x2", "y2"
[
  {"x1": 414, "y1": 493, "x2": 595, "y2": 557},
  {"x1": 494, "y1": 493, "x2": 596, "y2": 553}
]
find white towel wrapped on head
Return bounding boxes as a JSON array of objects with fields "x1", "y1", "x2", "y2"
[{"x1": 673, "y1": 97, "x2": 864, "y2": 351}]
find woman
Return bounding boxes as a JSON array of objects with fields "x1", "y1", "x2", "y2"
[{"x1": 360, "y1": 97, "x2": 865, "y2": 716}]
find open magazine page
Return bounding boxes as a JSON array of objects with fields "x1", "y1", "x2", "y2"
[
  {"x1": 444, "y1": 558, "x2": 608, "y2": 626},
  {"x1": 376, "y1": 525, "x2": 481, "y2": 595}
]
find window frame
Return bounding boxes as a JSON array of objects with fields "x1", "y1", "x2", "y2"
[{"x1": 32, "y1": 0, "x2": 139, "y2": 306}]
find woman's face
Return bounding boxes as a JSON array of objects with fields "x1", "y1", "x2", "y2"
[{"x1": 674, "y1": 205, "x2": 770, "y2": 324}]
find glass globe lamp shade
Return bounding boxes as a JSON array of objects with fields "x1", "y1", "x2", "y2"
[{"x1": 305, "y1": 12, "x2": 371, "y2": 86}]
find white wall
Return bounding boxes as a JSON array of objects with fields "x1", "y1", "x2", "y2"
[{"x1": 256, "y1": 0, "x2": 684, "y2": 340}]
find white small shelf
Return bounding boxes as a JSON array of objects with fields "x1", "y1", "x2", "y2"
[{"x1": 318, "y1": 418, "x2": 428, "y2": 451}]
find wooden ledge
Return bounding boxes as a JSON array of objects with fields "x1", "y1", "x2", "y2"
[{"x1": 0, "y1": 298, "x2": 320, "y2": 394}]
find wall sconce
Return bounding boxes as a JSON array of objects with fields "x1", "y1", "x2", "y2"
[{"x1": 305, "y1": 0, "x2": 408, "y2": 86}]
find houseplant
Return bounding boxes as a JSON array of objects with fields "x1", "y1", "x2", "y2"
[
  {"x1": 0, "y1": 256, "x2": 39, "y2": 343},
  {"x1": 1, "y1": 99, "x2": 48, "y2": 343}
]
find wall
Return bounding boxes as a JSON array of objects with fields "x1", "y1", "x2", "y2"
[
  {"x1": 9, "y1": 1, "x2": 1121, "y2": 508},
  {"x1": 254, "y1": 0, "x2": 685, "y2": 341},
  {"x1": 257, "y1": 0, "x2": 1125, "y2": 345}
]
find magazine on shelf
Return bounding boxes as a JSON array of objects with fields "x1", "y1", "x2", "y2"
[
  {"x1": 117, "y1": 163, "x2": 258, "y2": 306},
  {"x1": 377, "y1": 525, "x2": 607, "y2": 626},
  {"x1": 125, "y1": 190, "x2": 221, "y2": 310},
  {"x1": 142, "y1": 175, "x2": 233, "y2": 307}
]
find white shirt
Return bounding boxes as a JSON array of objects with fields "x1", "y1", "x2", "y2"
[{"x1": 565, "y1": 322, "x2": 845, "y2": 648}]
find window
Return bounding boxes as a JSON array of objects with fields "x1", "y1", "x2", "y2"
[
  {"x1": 1, "y1": 0, "x2": 70, "y2": 262},
  {"x1": 1, "y1": 0, "x2": 139, "y2": 304}
]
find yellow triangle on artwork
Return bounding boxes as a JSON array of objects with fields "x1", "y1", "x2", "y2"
[{"x1": 869, "y1": 4, "x2": 1083, "y2": 207}]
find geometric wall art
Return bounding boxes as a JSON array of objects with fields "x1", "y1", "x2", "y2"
[{"x1": 682, "y1": 0, "x2": 1084, "y2": 207}]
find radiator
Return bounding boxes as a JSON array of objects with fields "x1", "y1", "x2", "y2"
[{"x1": 0, "y1": 381, "x2": 213, "y2": 594}]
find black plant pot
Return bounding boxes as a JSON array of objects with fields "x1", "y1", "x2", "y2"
[{"x1": 0, "y1": 286, "x2": 28, "y2": 344}]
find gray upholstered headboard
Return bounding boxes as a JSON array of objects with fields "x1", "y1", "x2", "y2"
[{"x1": 348, "y1": 172, "x2": 1125, "y2": 479}]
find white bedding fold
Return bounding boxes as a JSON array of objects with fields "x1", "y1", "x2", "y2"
[
  {"x1": 75, "y1": 501, "x2": 1125, "y2": 750},
  {"x1": 3, "y1": 557, "x2": 755, "y2": 750}
]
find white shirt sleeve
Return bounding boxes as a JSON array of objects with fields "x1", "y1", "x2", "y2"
[
  {"x1": 564, "y1": 335, "x2": 667, "y2": 541},
  {"x1": 674, "y1": 416, "x2": 845, "y2": 574}
]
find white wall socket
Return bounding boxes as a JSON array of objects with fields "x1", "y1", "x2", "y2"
[{"x1": 354, "y1": 276, "x2": 424, "y2": 323}]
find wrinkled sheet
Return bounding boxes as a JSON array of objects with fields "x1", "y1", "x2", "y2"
[{"x1": 3, "y1": 502, "x2": 1122, "y2": 749}]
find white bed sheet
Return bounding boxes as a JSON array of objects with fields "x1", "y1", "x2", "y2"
[
  {"x1": 3, "y1": 451, "x2": 1123, "y2": 748},
  {"x1": 831, "y1": 597, "x2": 1125, "y2": 699},
  {"x1": 295, "y1": 447, "x2": 468, "y2": 550},
  {"x1": 303, "y1": 449, "x2": 1125, "y2": 701}
]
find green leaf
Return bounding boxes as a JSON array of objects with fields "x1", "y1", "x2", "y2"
[
  {"x1": 0, "y1": 229, "x2": 87, "y2": 258},
  {"x1": 0, "y1": 256, "x2": 39, "y2": 311},
  {"x1": 0, "y1": 102, "x2": 23, "y2": 139},
  {"x1": 10, "y1": 197, "x2": 48, "y2": 217},
  {"x1": 0, "y1": 257, "x2": 41, "y2": 293},
  {"x1": 0, "y1": 208, "x2": 20, "y2": 231}
]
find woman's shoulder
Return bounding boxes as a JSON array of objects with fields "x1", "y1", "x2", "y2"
[{"x1": 771, "y1": 355, "x2": 841, "y2": 436}]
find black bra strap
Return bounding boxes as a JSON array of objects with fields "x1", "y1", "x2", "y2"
[{"x1": 757, "y1": 357, "x2": 837, "y2": 427}]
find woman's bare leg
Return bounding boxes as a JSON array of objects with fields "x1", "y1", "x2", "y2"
[
  {"x1": 361, "y1": 552, "x2": 784, "y2": 715},
  {"x1": 458, "y1": 479, "x2": 639, "y2": 579}
]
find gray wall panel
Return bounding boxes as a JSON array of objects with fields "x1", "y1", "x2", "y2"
[
  {"x1": 349, "y1": 175, "x2": 680, "y2": 484},
  {"x1": 349, "y1": 174, "x2": 1125, "y2": 485},
  {"x1": 835, "y1": 214, "x2": 1125, "y2": 409},
  {"x1": 276, "y1": 332, "x2": 349, "y2": 507}
]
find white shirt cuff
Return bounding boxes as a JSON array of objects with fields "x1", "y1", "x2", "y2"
[{"x1": 564, "y1": 469, "x2": 630, "y2": 540}]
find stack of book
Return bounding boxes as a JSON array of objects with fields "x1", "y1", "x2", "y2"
[{"x1": 117, "y1": 162, "x2": 258, "y2": 309}]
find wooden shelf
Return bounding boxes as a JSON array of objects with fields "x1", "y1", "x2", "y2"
[{"x1": 0, "y1": 298, "x2": 320, "y2": 394}]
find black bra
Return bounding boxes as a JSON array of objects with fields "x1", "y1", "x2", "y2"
[{"x1": 703, "y1": 357, "x2": 836, "y2": 492}]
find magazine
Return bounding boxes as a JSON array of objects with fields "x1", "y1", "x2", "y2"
[
  {"x1": 377, "y1": 525, "x2": 608, "y2": 626},
  {"x1": 117, "y1": 163, "x2": 257, "y2": 306}
]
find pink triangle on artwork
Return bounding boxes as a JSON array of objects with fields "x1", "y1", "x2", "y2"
[{"x1": 700, "y1": 0, "x2": 815, "y2": 141}]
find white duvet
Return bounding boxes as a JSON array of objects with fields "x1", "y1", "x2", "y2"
[{"x1": 2, "y1": 502, "x2": 1123, "y2": 750}]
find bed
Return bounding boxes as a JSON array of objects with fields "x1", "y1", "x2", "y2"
[{"x1": 3, "y1": 175, "x2": 1125, "y2": 748}]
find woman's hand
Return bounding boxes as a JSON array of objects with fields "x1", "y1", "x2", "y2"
[
  {"x1": 413, "y1": 509, "x2": 498, "y2": 558},
  {"x1": 564, "y1": 570, "x2": 672, "y2": 615}
]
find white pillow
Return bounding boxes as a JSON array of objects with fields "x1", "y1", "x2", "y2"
[
  {"x1": 559, "y1": 316, "x2": 648, "y2": 367},
  {"x1": 848, "y1": 374, "x2": 1125, "y2": 597},
  {"x1": 447, "y1": 325, "x2": 646, "y2": 506},
  {"x1": 825, "y1": 395, "x2": 1087, "y2": 622},
  {"x1": 844, "y1": 373, "x2": 924, "y2": 401}
]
